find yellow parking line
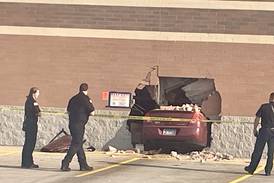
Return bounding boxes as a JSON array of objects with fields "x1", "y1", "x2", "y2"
[
  {"x1": 75, "y1": 157, "x2": 140, "y2": 178},
  {"x1": 229, "y1": 166, "x2": 264, "y2": 183}
]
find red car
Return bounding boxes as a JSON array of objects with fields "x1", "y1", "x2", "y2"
[
  {"x1": 128, "y1": 76, "x2": 221, "y2": 151},
  {"x1": 142, "y1": 109, "x2": 209, "y2": 150}
]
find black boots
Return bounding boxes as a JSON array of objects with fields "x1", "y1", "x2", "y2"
[
  {"x1": 80, "y1": 164, "x2": 93, "y2": 171},
  {"x1": 31, "y1": 164, "x2": 39, "y2": 168},
  {"x1": 244, "y1": 166, "x2": 254, "y2": 175},
  {"x1": 61, "y1": 160, "x2": 93, "y2": 171},
  {"x1": 61, "y1": 160, "x2": 71, "y2": 171},
  {"x1": 21, "y1": 163, "x2": 39, "y2": 169}
]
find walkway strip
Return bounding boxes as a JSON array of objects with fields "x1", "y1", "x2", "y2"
[
  {"x1": 1, "y1": 26, "x2": 274, "y2": 45},
  {"x1": 229, "y1": 166, "x2": 264, "y2": 183},
  {"x1": 1, "y1": 0, "x2": 274, "y2": 11},
  {"x1": 75, "y1": 157, "x2": 140, "y2": 177},
  {"x1": 0, "y1": 152, "x2": 18, "y2": 156}
]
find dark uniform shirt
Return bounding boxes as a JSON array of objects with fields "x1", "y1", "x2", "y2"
[
  {"x1": 23, "y1": 97, "x2": 41, "y2": 130},
  {"x1": 67, "y1": 92, "x2": 95, "y2": 126},
  {"x1": 256, "y1": 102, "x2": 274, "y2": 128}
]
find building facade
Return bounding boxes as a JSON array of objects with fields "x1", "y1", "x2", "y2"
[{"x1": 0, "y1": 0, "x2": 274, "y2": 116}]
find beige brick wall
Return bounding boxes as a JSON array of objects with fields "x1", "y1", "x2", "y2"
[{"x1": 0, "y1": 35, "x2": 273, "y2": 115}]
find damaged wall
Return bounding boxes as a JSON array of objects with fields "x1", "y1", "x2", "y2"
[{"x1": 0, "y1": 106, "x2": 266, "y2": 158}]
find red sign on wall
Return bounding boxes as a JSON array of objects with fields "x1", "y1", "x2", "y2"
[{"x1": 101, "y1": 91, "x2": 109, "y2": 101}]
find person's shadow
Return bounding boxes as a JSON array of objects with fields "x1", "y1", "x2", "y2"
[
  {"x1": 102, "y1": 122, "x2": 132, "y2": 151},
  {"x1": 0, "y1": 164, "x2": 65, "y2": 172}
]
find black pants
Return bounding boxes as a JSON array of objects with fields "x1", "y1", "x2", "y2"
[
  {"x1": 21, "y1": 125, "x2": 37, "y2": 167},
  {"x1": 62, "y1": 125, "x2": 88, "y2": 167},
  {"x1": 248, "y1": 128, "x2": 274, "y2": 173}
]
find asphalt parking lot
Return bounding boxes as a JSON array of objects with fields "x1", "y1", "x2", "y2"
[{"x1": 0, "y1": 146, "x2": 272, "y2": 183}]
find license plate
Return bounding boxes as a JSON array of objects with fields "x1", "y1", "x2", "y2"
[{"x1": 162, "y1": 128, "x2": 176, "y2": 136}]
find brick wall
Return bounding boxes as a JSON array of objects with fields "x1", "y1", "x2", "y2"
[
  {"x1": 0, "y1": 34, "x2": 273, "y2": 115},
  {"x1": 0, "y1": 3, "x2": 274, "y2": 35}
]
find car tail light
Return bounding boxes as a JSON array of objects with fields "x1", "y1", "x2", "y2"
[
  {"x1": 190, "y1": 112, "x2": 203, "y2": 135},
  {"x1": 196, "y1": 127, "x2": 200, "y2": 135},
  {"x1": 190, "y1": 112, "x2": 203, "y2": 124}
]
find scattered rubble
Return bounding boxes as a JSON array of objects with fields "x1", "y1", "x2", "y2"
[
  {"x1": 170, "y1": 151, "x2": 184, "y2": 160},
  {"x1": 106, "y1": 146, "x2": 137, "y2": 154},
  {"x1": 142, "y1": 155, "x2": 152, "y2": 159},
  {"x1": 143, "y1": 148, "x2": 162, "y2": 155},
  {"x1": 135, "y1": 144, "x2": 144, "y2": 154},
  {"x1": 160, "y1": 104, "x2": 201, "y2": 112},
  {"x1": 125, "y1": 150, "x2": 136, "y2": 154},
  {"x1": 171, "y1": 151, "x2": 178, "y2": 157},
  {"x1": 108, "y1": 146, "x2": 118, "y2": 153},
  {"x1": 188, "y1": 150, "x2": 234, "y2": 162},
  {"x1": 168, "y1": 149, "x2": 234, "y2": 162},
  {"x1": 105, "y1": 146, "x2": 233, "y2": 162},
  {"x1": 118, "y1": 150, "x2": 126, "y2": 154},
  {"x1": 87, "y1": 145, "x2": 96, "y2": 152}
]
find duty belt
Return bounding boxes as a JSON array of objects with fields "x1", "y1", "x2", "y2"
[{"x1": 262, "y1": 127, "x2": 274, "y2": 130}]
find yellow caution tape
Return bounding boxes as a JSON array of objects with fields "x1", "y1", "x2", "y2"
[
  {"x1": 93, "y1": 114, "x2": 253, "y2": 124},
  {"x1": 5, "y1": 108, "x2": 254, "y2": 124}
]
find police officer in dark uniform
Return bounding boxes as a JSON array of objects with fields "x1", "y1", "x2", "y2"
[
  {"x1": 61, "y1": 83, "x2": 95, "y2": 171},
  {"x1": 245, "y1": 92, "x2": 274, "y2": 176},
  {"x1": 21, "y1": 87, "x2": 41, "y2": 168}
]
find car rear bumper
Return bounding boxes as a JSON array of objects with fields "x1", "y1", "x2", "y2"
[{"x1": 143, "y1": 124, "x2": 207, "y2": 147}]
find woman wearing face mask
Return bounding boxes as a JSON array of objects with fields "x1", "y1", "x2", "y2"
[{"x1": 21, "y1": 87, "x2": 41, "y2": 169}]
